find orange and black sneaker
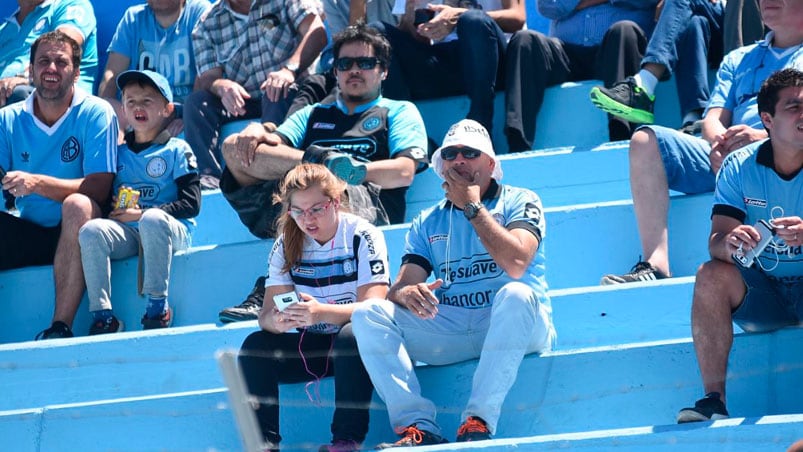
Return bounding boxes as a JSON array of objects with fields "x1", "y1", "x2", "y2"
[
  {"x1": 375, "y1": 424, "x2": 447, "y2": 449},
  {"x1": 456, "y1": 416, "x2": 491, "y2": 442}
]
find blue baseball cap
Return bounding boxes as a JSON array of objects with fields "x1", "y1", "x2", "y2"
[{"x1": 116, "y1": 70, "x2": 173, "y2": 103}]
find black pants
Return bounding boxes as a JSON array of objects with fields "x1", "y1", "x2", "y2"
[
  {"x1": 504, "y1": 22, "x2": 648, "y2": 152},
  {"x1": 0, "y1": 212, "x2": 61, "y2": 270},
  {"x1": 238, "y1": 323, "x2": 373, "y2": 445}
]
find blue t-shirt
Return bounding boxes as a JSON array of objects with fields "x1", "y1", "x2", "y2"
[
  {"x1": 0, "y1": 88, "x2": 118, "y2": 227},
  {"x1": 402, "y1": 180, "x2": 550, "y2": 308},
  {"x1": 107, "y1": 0, "x2": 210, "y2": 102},
  {"x1": 115, "y1": 134, "x2": 198, "y2": 229},
  {"x1": 0, "y1": 0, "x2": 98, "y2": 93},
  {"x1": 706, "y1": 32, "x2": 803, "y2": 128},
  {"x1": 712, "y1": 140, "x2": 803, "y2": 280}
]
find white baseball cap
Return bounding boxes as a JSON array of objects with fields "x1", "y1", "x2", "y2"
[{"x1": 431, "y1": 119, "x2": 503, "y2": 180}]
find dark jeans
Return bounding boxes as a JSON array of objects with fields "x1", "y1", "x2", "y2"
[
  {"x1": 0, "y1": 213, "x2": 61, "y2": 270},
  {"x1": 238, "y1": 323, "x2": 373, "y2": 445},
  {"x1": 373, "y1": 9, "x2": 507, "y2": 133},
  {"x1": 504, "y1": 22, "x2": 648, "y2": 152},
  {"x1": 183, "y1": 88, "x2": 295, "y2": 178}
]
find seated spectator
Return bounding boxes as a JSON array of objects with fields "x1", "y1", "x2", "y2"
[
  {"x1": 217, "y1": 23, "x2": 428, "y2": 323},
  {"x1": 372, "y1": 0, "x2": 525, "y2": 136},
  {"x1": 677, "y1": 68, "x2": 803, "y2": 423},
  {"x1": 724, "y1": 0, "x2": 763, "y2": 53},
  {"x1": 600, "y1": 1, "x2": 803, "y2": 284},
  {"x1": 183, "y1": 0, "x2": 327, "y2": 189},
  {"x1": 504, "y1": 0, "x2": 658, "y2": 153},
  {"x1": 351, "y1": 119, "x2": 556, "y2": 447},
  {"x1": 0, "y1": 31, "x2": 117, "y2": 340},
  {"x1": 0, "y1": 0, "x2": 98, "y2": 107},
  {"x1": 323, "y1": 0, "x2": 395, "y2": 38},
  {"x1": 97, "y1": 0, "x2": 211, "y2": 137},
  {"x1": 238, "y1": 163, "x2": 390, "y2": 451},
  {"x1": 78, "y1": 70, "x2": 200, "y2": 335},
  {"x1": 590, "y1": 0, "x2": 725, "y2": 132}
]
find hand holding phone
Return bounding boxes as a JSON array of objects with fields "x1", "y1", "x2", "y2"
[
  {"x1": 273, "y1": 290, "x2": 300, "y2": 312},
  {"x1": 732, "y1": 219, "x2": 775, "y2": 268}
]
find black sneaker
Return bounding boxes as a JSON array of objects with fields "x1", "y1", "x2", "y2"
[
  {"x1": 376, "y1": 425, "x2": 448, "y2": 449},
  {"x1": 677, "y1": 392, "x2": 729, "y2": 423},
  {"x1": 89, "y1": 315, "x2": 124, "y2": 335},
  {"x1": 141, "y1": 306, "x2": 173, "y2": 330},
  {"x1": 456, "y1": 416, "x2": 491, "y2": 442},
  {"x1": 590, "y1": 77, "x2": 655, "y2": 124},
  {"x1": 600, "y1": 260, "x2": 668, "y2": 285},
  {"x1": 219, "y1": 276, "x2": 266, "y2": 323},
  {"x1": 35, "y1": 321, "x2": 74, "y2": 340},
  {"x1": 679, "y1": 119, "x2": 704, "y2": 136}
]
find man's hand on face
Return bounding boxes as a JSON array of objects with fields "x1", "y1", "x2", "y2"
[{"x1": 442, "y1": 166, "x2": 481, "y2": 209}]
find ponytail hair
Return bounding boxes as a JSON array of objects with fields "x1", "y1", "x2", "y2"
[{"x1": 275, "y1": 164, "x2": 348, "y2": 273}]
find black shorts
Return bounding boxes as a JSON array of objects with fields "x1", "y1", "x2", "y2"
[
  {"x1": 0, "y1": 212, "x2": 61, "y2": 270},
  {"x1": 220, "y1": 168, "x2": 284, "y2": 239}
]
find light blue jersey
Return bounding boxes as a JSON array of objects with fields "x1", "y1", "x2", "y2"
[
  {"x1": 713, "y1": 140, "x2": 803, "y2": 280},
  {"x1": 115, "y1": 133, "x2": 198, "y2": 228},
  {"x1": 403, "y1": 181, "x2": 550, "y2": 308},
  {"x1": 0, "y1": 88, "x2": 117, "y2": 227},
  {"x1": 707, "y1": 31, "x2": 803, "y2": 129},
  {"x1": 108, "y1": 0, "x2": 210, "y2": 102},
  {"x1": 0, "y1": 0, "x2": 98, "y2": 93}
]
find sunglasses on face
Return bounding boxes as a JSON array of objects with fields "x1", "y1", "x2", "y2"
[
  {"x1": 334, "y1": 57, "x2": 382, "y2": 71},
  {"x1": 440, "y1": 147, "x2": 483, "y2": 161}
]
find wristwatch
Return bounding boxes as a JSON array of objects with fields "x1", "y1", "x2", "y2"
[
  {"x1": 463, "y1": 202, "x2": 483, "y2": 221},
  {"x1": 283, "y1": 62, "x2": 300, "y2": 77}
]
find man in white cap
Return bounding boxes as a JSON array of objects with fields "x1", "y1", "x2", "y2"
[{"x1": 351, "y1": 119, "x2": 556, "y2": 447}]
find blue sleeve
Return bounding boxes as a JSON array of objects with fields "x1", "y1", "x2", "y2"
[
  {"x1": 403, "y1": 213, "x2": 433, "y2": 270},
  {"x1": 505, "y1": 187, "x2": 546, "y2": 241},
  {"x1": 276, "y1": 104, "x2": 314, "y2": 147},
  {"x1": 708, "y1": 48, "x2": 744, "y2": 113},
  {"x1": 537, "y1": 0, "x2": 581, "y2": 20},
  {"x1": 712, "y1": 149, "x2": 747, "y2": 214},
  {"x1": 108, "y1": 7, "x2": 137, "y2": 56},
  {"x1": 172, "y1": 139, "x2": 198, "y2": 179},
  {"x1": 387, "y1": 101, "x2": 428, "y2": 158},
  {"x1": 82, "y1": 101, "x2": 119, "y2": 175},
  {"x1": 52, "y1": 0, "x2": 96, "y2": 44},
  {"x1": 0, "y1": 116, "x2": 10, "y2": 171}
]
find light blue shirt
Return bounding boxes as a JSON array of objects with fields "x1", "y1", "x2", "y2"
[
  {"x1": 713, "y1": 140, "x2": 803, "y2": 280},
  {"x1": 108, "y1": 0, "x2": 210, "y2": 102},
  {"x1": 0, "y1": 88, "x2": 118, "y2": 227},
  {"x1": 404, "y1": 181, "x2": 550, "y2": 308},
  {"x1": 0, "y1": 0, "x2": 98, "y2": 93},
  {"x1": 537, "y1": 0, "x2": 657, "y2": 47},
  {"x1": 707, "y1": 32, "x2": 803, "y2": 129}
]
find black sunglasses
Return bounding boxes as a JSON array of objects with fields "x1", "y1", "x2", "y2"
[
  {"x1": 334, "y1": 57, "x2": 382, "y2": 71},
  {"x1": 441, "y1": 147, "x2": 482, "y2": 161}
]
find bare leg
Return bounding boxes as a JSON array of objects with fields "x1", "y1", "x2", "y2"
[
  {"x1": 52, "y1": 193, "x2": 102, "y2": 327},
  {"x1": 690, "y1": 259, "x2": 745, "y2": 403},
  {"x1": 221, "y1": 135, "x2": 305, "y2": 187},
  {"x1": 629, "y1": 128, "x2": 671, "y2": 276}
]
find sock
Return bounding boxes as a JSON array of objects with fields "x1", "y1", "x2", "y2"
[
  {"x1": 92, "y1": 309, "x2": 114, "y2": 322},
  {"x1": 146, "y1": 296, "x2": 168, "y2": 319},
  {"x1": 681, "y1": 109, "x2": 703, "y2": 126},
  {"x1": 634, "y1": 69, "x2": 659, "y2": 96}
]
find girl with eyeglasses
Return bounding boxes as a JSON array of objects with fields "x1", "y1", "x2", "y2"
[{"x1": 238, "y1": 163, "x2": 390, "y2": 452}]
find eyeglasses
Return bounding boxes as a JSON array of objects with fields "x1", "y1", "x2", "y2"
[
  {"x1": 334, "y1": 57, "x2": 382, "y2": 71},
  {"x1": 440, "y1": 147, "x2": 483, "y2": 161},
  {"x1": 288, "y1": 199, "x2": 333, "y2": 220}
]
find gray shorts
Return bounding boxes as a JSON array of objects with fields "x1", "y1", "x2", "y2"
[{"x1": 733, "y1": 266, "x2": 803, "y2": 333}]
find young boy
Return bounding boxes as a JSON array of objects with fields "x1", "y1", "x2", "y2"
[{"x1": 78, "y1": 70, "x2": 201, "y2": 335}]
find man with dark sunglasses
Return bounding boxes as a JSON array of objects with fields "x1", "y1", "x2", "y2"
[
  {"x1": 352, "y1": 119, "x2": 556, "y2": 447},
  {"x1": 217, "y1": 23, "x2": 428, "y2": 324}
]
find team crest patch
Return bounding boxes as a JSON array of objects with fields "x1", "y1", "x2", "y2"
[
  {"x1": 61, "y1": 137, "x2": 80, "y2": 162},
  {"x1": 361, "y1": 117, "x2": 381, "y2": 131},
  {"x1": 147, "y1": 157, "x2": 168, "y2": 178},
  {"x1": 370, "y1": 260, "x2": 386, "y2": 275},
  {"x1": 343, "y1": 258, "x2": 356, "y2": 276},
  {"x1": 524, "y1": 202, "x2": 541, "y2": 223}
]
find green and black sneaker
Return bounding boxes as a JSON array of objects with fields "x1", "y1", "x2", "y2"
[{"x1": 590, "y1": 76, "x2": 655, "y2": 124}]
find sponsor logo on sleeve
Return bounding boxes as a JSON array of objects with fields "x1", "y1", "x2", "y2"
[{"x1": 370, "y1": 260, "x2": 386, "y2": 275}]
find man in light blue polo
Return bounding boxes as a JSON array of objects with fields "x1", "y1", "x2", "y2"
[
  {"x1": 0, "y1": 31, "x2": 117, "y2": 340},
  {"x1": 0, "y1": 0, "x2": 98, "y2": 106}
]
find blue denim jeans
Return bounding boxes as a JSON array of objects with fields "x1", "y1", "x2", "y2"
[
  {"x1": 643, "y1": 0, "x2": 725, "y2": 115},
  {"x1": 372, "y1": 9, "x2": 506, "y2": 133}
]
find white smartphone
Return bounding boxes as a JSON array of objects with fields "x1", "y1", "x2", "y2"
[
  {"x1": 732, "y1": 219, "x2": 775, "y2": 268},
  {"x1": 272, "y1": 291, "x2": 300, "y2": 312}
]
